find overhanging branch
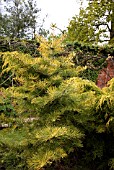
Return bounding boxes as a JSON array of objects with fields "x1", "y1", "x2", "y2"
[{"x1": 95, "y1": 22, "x2": 111, "y2": 32}]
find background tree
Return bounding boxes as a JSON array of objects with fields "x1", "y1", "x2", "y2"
[
  {"x1": 0, "y1": 0, "x2": 43, "y2": 39},
  {"x1": 66, "y1": 8, "x2": 99, "y2": 44},
  {"x1": 67, "y1": 0, "x2": 114, "y2": 44},
  {"x1": 23, "y1": 0, "x2": 42, "y2": 39}
]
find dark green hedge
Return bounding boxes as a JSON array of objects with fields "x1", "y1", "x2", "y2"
[{"x1": 0, "y1": 38, "x2": 40, "y2": 57}]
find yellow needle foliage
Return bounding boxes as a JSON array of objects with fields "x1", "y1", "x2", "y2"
[{"x1": 0, "y1": 35, "x2": 114, "y2": 170}]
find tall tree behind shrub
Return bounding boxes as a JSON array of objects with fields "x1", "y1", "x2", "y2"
[{"x1": 67, "y1": 0, "x2": 114, "y2": 44}]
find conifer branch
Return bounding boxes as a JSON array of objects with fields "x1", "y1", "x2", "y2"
[{"x1": 0, "y1": 73, "x2": 13, "y2": 86}]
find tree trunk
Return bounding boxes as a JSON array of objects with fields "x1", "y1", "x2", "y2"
[{"x1": 110, "y1": 1, "x2": 114, "y2": 43}]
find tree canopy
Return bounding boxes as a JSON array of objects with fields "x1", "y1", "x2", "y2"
[
  {"x1": 0, "y1": 0, "x2": 45, "y2": 39},
  {"x1": 67, "y1": 0, "x2": 114, "y2": 44}
]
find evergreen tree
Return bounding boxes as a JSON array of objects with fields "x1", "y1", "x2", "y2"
[
  {"x1": 0, "y1": 35, "x2": 114, "y2": 170},
  {"x1": 0, "y1": 0, "x2": 42, "y2": 38},
  {"x1": 0, "y1": 35, "x2": 85, "y2": 169}
]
